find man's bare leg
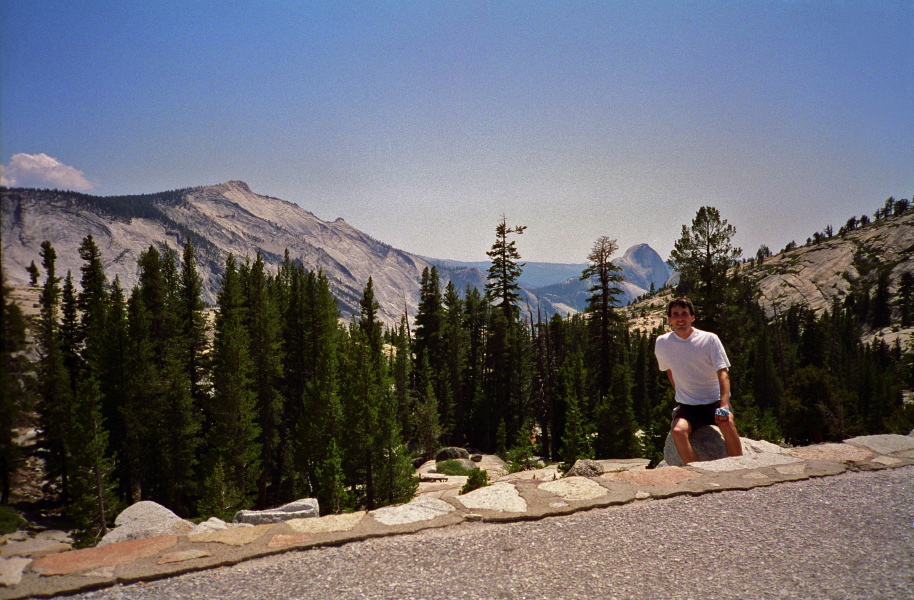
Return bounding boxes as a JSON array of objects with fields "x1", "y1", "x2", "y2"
[
  {"x1": 671, "y1": 418, "x2": 698, "y2": 464},
  {"x1": 717, "y1": 418, "x2": 743, "y2": 457}
]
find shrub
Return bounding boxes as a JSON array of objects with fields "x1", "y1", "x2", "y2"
[
  {"x1": 0, "y1": 506, "x2": 26, "y2": 535},
  {"x1": 460, "y1": 468, "x2": 489, "y2": 495},
  {"x1": 435, "y1": 459, "x2": 476, "y2": 477}
]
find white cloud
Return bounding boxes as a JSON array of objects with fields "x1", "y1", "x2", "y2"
[{"x1": 0, "y1": 153, "x2": 96, "y2": 191}]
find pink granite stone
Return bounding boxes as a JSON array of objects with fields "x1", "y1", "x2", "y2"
[
  {"x1": 602, "y1": 466, "x2": 700, "y2": 487},
  {"x1": 31, "y1": 535, "x2": 178, "y2": 577},
  {"x1": 187, "y1": 524, "x2": 274, "y2": 546},
  {"x1": 267, "y1": 533, "x2": 312, "y2": 548}
]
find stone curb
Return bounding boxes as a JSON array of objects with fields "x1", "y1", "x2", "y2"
[{"x1": 2, "y1": 434, "x2": 913, "y2": 600}]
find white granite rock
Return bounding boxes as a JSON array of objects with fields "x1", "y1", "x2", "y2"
[
  {"x1": 370, "y1": 497, "x2": 455, "y2": 526},
  {"x1": 844, "y1": 434, "x2": 914, "y2": 456},
  {"x1": 0, "y1": 556, "x2": 32, "y2": 587},
  {"x1": 188, "y1": 517, "x2": 254, "y2": 535},
  {"x1": 540, "y1": 476, "x2": 608, "y2": 501},
  {"x1": 455, "y1": 482, "x2": 527, "y2": 513},
  {"x1": 689, "y1": 453, "x2": 804, "y2": 473},
  {"x1": 234, "y1": 498, "x2": 319, "y2": 525},
  {"x1": 663, "y1": 426, "x2": 782, "y2": 467},
  {"x1": 99, "y1": 501, "x2": 194, "y2": 546}
]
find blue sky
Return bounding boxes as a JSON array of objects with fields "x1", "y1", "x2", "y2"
[{"x1": 2, "y1": 1, "x2": 912, "y2": 263}]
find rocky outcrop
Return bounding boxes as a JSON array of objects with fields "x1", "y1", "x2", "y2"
[
  {"x1": 98, "y1": 501, "x2": 195, "y2": 546},
  {"x1": 563, "y1": 459, "x2": 603, "y2": 478},
  {"x1": 435, "y1": 447, "x2": 469, "y2": 461},
  {"x1": 233, "y1": 499, "x2": 319, "y2": 525},
  {"x1": 0, "y1": 183, "x2": 475, "y2": 326},
  {"x1": 754, "y1": 211, "x2": 914, "y2": 319}
]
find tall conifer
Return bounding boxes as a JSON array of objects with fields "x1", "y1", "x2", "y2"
[
  {"x1": 580, "y1": 236, "x2": 625, "y2": 400},
  {"x1": 36, "y1": 241, "x2": 74, "y2": 504},
  {"x1": 243, "y1": 253, "x2": 284, "y2": 508},
  {"x1": 1, "y1": 259, "x2": 33, "y2": 504},
  {"x1": 68, "y1": 377, "x2": 120, "y2": 543},
  {"x1": 202, "y1": 254, "x2": 261, "y2": 516},
  {"x1": 77, "y1": 235, "x2": 109, "y2": 377}
]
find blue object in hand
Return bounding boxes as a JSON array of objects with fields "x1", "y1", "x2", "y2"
[{"x1": 715, "y1": 407, "x2": 731, "y2": 418}]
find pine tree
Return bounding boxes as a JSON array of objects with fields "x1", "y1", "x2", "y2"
[
  {"x1": 338, "y1": 324, "x2": 381, "y2": 509},
  {"x1": 580, "y1": 236, "x2": 626, "y2": 400},
  {"x1": 557, "y1": 351, "x2": 593, "y2": 467},
  {"x1": 1, "y1": 258, "x2": 34, "y2": 504},
  {"x1": 77, "y1": 235, "x2": 109, "y2": 378},
  {"x1": 60, "y1": 272, "x2": 81, "y2": 388},
  {"x1": 314, "y1": 437, "x2": 348, "y2": 515},
  {"x1": 483, "y1": 217, "x2": 531, "y2": 450},
  {"x1": 130, "y1": 245, "x2": 200, "y2": 512},
  {"x1": 242, "y1": 253, "x2": 284, "y2": 508},
  {"x1": 100, "y1": 277, "x2": 130, "y2": 500},
  {"x1": 414, "y1": 267, "x2": 449, "y2": 435},
  {"x1": 196, "y1": 458, "x2": 243, "y2": 522},
  {"x1": 462, "y1": 286, "x2": 489, "y2": 449},
  {"x1": 338, "y1": 281, "x2": 418, "y2": 510},
  {"x1": 486, "y1": 217, "x2": 526, "y2": 321},
  {"x1": 201, "y1": 254, "x2": 261, "y2": 516},
  {"x1": 594, "y1": 363, "x2": 640, "y2": 458},
  {"x1": 177, "y1": 240, "x2": 210, "y2": 422},
  {"x1": 389, "y1": 313, "x2": 416, "y2": 442},
  {"x1": 36, "y1": 241, "x2": 74, "y2": 504},
  {"x1": 358, "y1": 276, "x2": 383, "y2": 353},
  {"x1": 122, "y1": 288, "x2": 159, "y2": 501},
  {"x1": 897, "y1": 272, "x2": 914, "y2": 327},
  {"x1": 26, "y1": 261, "x2": 40, "y2": 286},
  {"x1": 668, "y1": 206, "x2": 742, "y2": 333},
  {"x1": 441, "y1": 281, "x2": 468, "y2": 446},
  {"x1": 414, "y1": 355, "x2": 441, "y2": 461},
  {"x1": 285, "y1": 268, "x2": 342, "y2": 501},
  {"x1": 870, "y1": 271, "x2": 892, "y2": 329},
  {"x1": 529, "y1": 312, "x2": 559, "y2": 460},
  {"x1": 68, "y1": 377, "x2": 120, "y2": 544}
]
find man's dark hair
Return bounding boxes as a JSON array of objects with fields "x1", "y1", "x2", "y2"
[{"x1": 667, "y1": 297, "x2": 695, "y2": 317}]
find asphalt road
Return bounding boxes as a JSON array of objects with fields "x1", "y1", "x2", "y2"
[{"x1": 65, "y1": 466, "x2": 914, "y2": 600}]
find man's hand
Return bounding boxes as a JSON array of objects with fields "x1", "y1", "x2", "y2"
[{"x1": 714, "y1": 407, "x2": 732, "y2": 425}]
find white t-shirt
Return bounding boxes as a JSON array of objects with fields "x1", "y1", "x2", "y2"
[{"x1": 654, "y1": 328, "x2": 731, "y2": 406}]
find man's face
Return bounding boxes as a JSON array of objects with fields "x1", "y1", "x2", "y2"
[{"x1": 668, "y1": 305, "x2": 695, "y2": 336}]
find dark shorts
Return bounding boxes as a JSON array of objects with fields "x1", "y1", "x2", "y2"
[{"x1": 672, "y1": 402, "x2": 721, "y2": 430}]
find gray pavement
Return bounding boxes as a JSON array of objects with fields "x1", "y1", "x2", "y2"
[{"x1": 60, "y1": 466, "x2": 914, "y2": 600}]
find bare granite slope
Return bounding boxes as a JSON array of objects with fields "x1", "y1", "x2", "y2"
[
  {"x1": 1, "y1": 181, "x2": 441, "y2": 325},
  {"x1": 754, "y1": 211, "x2": 914, "y2": 318}
]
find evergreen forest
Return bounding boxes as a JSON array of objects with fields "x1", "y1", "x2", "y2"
[{"x1": 2, "y1": 202, "x2": 913, "y2": 544}]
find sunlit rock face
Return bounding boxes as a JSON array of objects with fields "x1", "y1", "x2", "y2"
[
  {"x1": 2, "y1": 181, "x2": 675, "y2": 324},
  {"x1": 754, "y1": 211, "x2": 914, "y2": 319},
  {"x1": 1, "y1": 181, "x2": 462, "y2": 325}
]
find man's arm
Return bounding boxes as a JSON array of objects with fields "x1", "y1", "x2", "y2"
[
  {"x1": 714, "y1": 369, "x2": 733, "y2": 425},
  {"x1": 665, "y1": 369, "x2": 675, "y2": 389},
  {"x1": 716, "y1": 368, "x2": 731, "y2": 410}
]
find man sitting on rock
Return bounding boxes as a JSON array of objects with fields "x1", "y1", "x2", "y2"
[{"x1": 654, "y1": 297, "x2": 743, "y2": 464}]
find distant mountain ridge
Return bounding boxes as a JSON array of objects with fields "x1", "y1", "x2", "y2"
[
  {"x1": 2, "y1": 181, "x2": 438, "y2": 324},
  {"x1": 428, "y1": 244, "x2": 672, "y2": 316},
  {"x1": 1, "y1": 181, "x2": 669, "y2": 323}
]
